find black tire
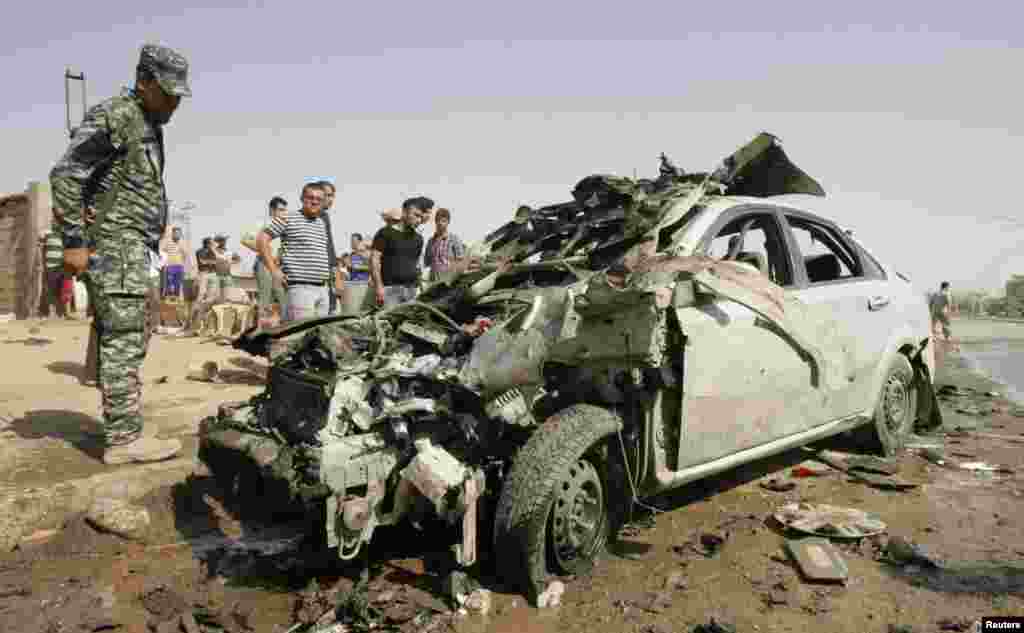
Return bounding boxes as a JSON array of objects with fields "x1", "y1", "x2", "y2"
[
  {"x1": 863, "y1": 354, "x2": 918, "y2": 456},
  {"x1": 492, "y1": 404, "x2": 623, "y2": 601}
]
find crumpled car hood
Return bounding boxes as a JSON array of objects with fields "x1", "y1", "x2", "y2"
[{"x1": 233, "y1": 132, "x2": 828, "y2": 380}]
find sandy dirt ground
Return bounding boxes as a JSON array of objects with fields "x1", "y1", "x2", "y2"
[{"x1": 1, "y1": 316, "x2": 1023, "y2": 632}]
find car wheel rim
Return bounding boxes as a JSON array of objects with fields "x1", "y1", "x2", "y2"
[
  {"x1": 551, "y1": 458, "x2": 605, "y2": 573},
  {"x1": 883, "y1": 374, "x2": 910, "y2": 433}
]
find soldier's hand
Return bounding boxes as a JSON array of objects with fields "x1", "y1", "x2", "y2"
[
  {"x1": 84, "y1": 207, "x2": 97, "y2": 225},
  {"x1": 64, "y1": 248, "x2": 90, "y2": 275},
  {"x1": 375, "y1": 285, "x2": 385, "y2": 306}
]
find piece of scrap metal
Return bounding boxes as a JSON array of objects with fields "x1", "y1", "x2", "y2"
[
  {"x1": 785, "y1": 537, "x2": 849, "y2": 583},
  {"x1": 774, "y1": 502, "x2": 886, "y2": 539}
]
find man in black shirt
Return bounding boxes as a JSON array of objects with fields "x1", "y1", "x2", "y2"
[{"x1": 370, "y1": 196, "x2": 432, "y2": 307}]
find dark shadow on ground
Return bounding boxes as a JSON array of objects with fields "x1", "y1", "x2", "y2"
[
  {"x1": 3, "y1": 337, "x2": 54, "y2": 346},
  {"x1": 8, "y1": 409, "x2": 105, "y2": 461},
  {"x1": 45, "y1": 361, "x2": 86, "y2": 380},
  {"x1": 216, "y1": 369, "x2": 266, "y2": 387},
  {"x1": 879, "y1": 559, "x2": 1024, "y2": 594},
  {"x1": 228, "y1": 356, "x2": 266, "y2": 373}
]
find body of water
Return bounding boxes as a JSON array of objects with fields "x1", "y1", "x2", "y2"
[{"x1": 959, "y1": 339, "x2": 1024, "y2": 404}]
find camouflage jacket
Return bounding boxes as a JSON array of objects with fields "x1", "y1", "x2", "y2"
[{"x1": 50, "y1": 89, "x2": 168, "y2": 254}]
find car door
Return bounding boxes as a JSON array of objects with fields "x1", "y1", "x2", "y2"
[
  {"x1": 673, "y1": 207, "x2": 829, "y2": 470},
  {"x1": 781, "y1": 211, "x2": 899, "y2": 415}
]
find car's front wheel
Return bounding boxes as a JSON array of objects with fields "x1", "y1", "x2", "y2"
[
  {"x1": 864, "y1": 354, "x2": 918, "y2": 456},
  {"x1": 492, "y1": 404, "x2": 622, "y2": 602}
]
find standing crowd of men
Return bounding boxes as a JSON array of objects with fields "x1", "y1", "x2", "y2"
[
  {"x1": 47, "y1": 43, "x2": 468, "y2": 466},
  {"x1": 253, "y1": 182, "x2": 465, "y2": 322}
]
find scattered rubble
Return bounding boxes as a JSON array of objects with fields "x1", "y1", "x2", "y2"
[
  {"x1": 6, "y1": 580, "x2": 120, "y2": 632},
  {"x1": 884, "y1": 535, "x2": 940, "y2": 568},
  {"x1": 791, "y1": 461, "x2": 832, "y2": 477},
  {"x1": 672, "y1": 529, "x2": 731, "y2": 559},
  {"x1": 445, "y1": 570, "x2": 490, "y2": 614},
  {"x1": 959, "y1": 461, "x2": 1014, "y2": 474},
  {"x1": 917, "y1": 448, "x2": 948, "y2": 466},
  {"x1": 773, "y1": 503, "x2": 886, "y2": 538},
  {"x1": 936, "y1": 616, "x2": 974, "y2": 631},
  {"x1": 844, "y1": 455, "x2": 900, "y2": 476},
  {"x1": 785, "y1": 538, "x2": 849, "y2": 583},
  {"x1": 536, "y1": 580, "x2": 565, "y2": 609},
  {"x1": 847, "y1": 471, "x2": 919, "y2": 491},
  {"x1": 664, "y1": 571, "x2": 689, "y2": 591},
  {"x1": 186, "y1": 361, "x2": 221, "y2": 383},
  {"x1": 85, "y1": 497, "x2": 152, "y2": 541},
  {"x1": 614, "y1": 589, "x2": 673, "y2": 616},
  {"x1": 760, "y1": 477, "x2": 796, "y2": 492},
  {"x1": 812, "y1": 450, "x2": 916, "y2": 491},
  {"x1": 691, "y1": 616, "x2": 737, "y2": 633}
]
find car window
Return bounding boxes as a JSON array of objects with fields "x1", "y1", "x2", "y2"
[
  {"x1": 785, "y1": 215, "x2": 863, "y2": 284},
  {"x1": 705, "y1": 212, "x2": 792, "y2": 286}
]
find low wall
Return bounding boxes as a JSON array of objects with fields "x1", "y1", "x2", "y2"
[{"x1": 0, "y1": 183, "x2": 52, "y2": 318}]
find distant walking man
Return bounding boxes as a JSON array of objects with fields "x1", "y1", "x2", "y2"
[
  {"x1": 50, "y1": 43, "x2": 191, "y2": 465},
  {"x1": 370, "y1": 197, "x2": 431, "y2": 308},
  {"x1": 258, "y1": 183, "x2": 344, "y2": 321},
  {"x1": 241, "y1": 196, "x2": 289, "y2": 324},
  {"x1": 423, "y1": 207, "x2": 465, "y2": 282},
  {"x1": 930, "y1": 281, "x2": 953, "y2": 341}
]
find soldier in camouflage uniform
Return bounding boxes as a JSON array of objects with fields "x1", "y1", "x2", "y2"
[{"x1": 50, "y1": 43, "x2": 192, "y2": 465}]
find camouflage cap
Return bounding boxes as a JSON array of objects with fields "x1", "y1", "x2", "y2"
[{"x1": 138, "y1": 43, "x2": 192, "y2": 97}]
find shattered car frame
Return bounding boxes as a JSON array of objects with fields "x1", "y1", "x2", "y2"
[{"x1": 199, "y1": 133, "x2": 940, "y2": 601}]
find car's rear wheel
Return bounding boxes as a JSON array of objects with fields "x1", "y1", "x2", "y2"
[
  {"x1": 492, "y1": 404, "x2": 622, "y2": 601},
  {"x1": 862, "y1": 354, "x2": 918, "y2": 456}
]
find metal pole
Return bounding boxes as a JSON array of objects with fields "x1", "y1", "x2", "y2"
[
  {"x1": 64, "y1": 68, "x2": 86, "y2": 138},
  {"x1": 64, "y1": 67, "x2": 70, "y2": 137}
]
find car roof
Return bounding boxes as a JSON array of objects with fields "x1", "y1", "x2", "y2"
[{"x1": 700, "y1": 194, "x2": 846, "y2": 229}]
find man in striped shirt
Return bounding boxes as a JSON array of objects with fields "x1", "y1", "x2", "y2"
[{"x1": 257, "y1": 183, "x2": 345, "y2": 322}]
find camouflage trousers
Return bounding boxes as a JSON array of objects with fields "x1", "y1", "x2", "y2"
[{"x1": 82, "y1": 239, "x2": 159, "y2": 446}]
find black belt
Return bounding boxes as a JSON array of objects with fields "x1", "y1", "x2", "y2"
[{"x1": 290, "y1": 281, "x2": 327, "y2": 287}]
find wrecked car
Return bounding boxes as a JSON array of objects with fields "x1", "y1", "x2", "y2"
[{"x1": 198, "y1": 132, "x2": 941, "y2": 603}]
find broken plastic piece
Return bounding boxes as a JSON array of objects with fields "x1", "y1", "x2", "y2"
[
  {"x1": 785, "y1": 537, "x2": 848, "y2": 583},
  {"x1": 791, "y1": 462, "x2": 831, "y2": 478}
]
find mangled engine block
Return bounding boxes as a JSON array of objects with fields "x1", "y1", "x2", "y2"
[{"x1": 199, "y1": 319, "x2": 538, "y2": 564}]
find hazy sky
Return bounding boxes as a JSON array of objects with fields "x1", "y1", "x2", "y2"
[{"x1": 2, "y1": 0, "x2": 1021, "y2": 292}]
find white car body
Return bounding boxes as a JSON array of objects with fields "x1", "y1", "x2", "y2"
[{"x1": 623, "y1": 195, "x2": 935, "y2": 493}]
